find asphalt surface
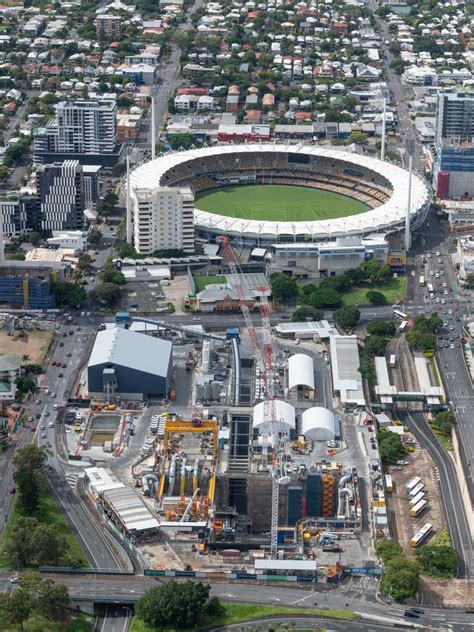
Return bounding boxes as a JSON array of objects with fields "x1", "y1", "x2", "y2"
[{"x1": 1, "y1": 573, "x2": 468, "y2": 631}]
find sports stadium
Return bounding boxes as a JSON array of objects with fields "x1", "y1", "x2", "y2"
[{"x1": 129, "y1": 144, "x2": 431, "y2": 245}]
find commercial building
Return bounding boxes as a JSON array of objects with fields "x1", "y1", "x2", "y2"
[
  {"x1": 132, "y1": 186, "x2": 194, "y2": 255},
  {"x1": 36, "y1": 161, "x2": 84, "y2": 231},
  {"x1": 268, "y1": 237, "x2": 389, "y2": 279},
  {"x1": 0, "y1": 261, "x2": 63, "y2": 309},
  {"x1": 87, "y1": 327, "x2": 173, "y2": 400},
  {"x1": 0, "y1": 355, "x2": 22, "y2": 402},
  {"x1": 0, "y1": 196, "x2": 38, "y2": 237},
  {"x1": 329, "y1": 335, "x2": 365, "y2": 407},
  {"x1": 33, "y1": 97, "x2": 120, "y2": 167},
  {"x1": 46, "y1": 230, "x2": 87, "y2": 251},
  {"x1": 433, "y1": 92, "x2": 474, "y2": 199}
]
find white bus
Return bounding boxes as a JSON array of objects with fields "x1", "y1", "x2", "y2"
[
  {"x1": 385, "y1": 474, "x2": 393, "y2": 493},
  {"x1": 409, "y1": 482, "x2": 425, "y2": 498},
  {"x1": 410, "y1": 523, "x2": 433, "y2": 548},
  {"x1": 405, "y1": 477, "x2": 422, "y2": 494},
  {"x1": 410, "y1": 499, "x2": 428, "y2": 517},
  {"x1": 398, "y1": 320, "x2": 408, "y2": 333},
  {"x1": 427, "y1": 282, "x2": 434, "y2": 294},
  {"x1": 409, "y1": 491, "x2": 426, "y2": 507},
  {"x1": 389, "y1": 354, "x2": 396, "y2": 368},
  {"x1": 419, "y1": 275, "x2": 425, "y2": 287},
  {"x1": 393, "y1": 309, "x2": 408, "y2": 321}
]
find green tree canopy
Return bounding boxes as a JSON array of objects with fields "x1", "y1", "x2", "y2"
[
  {"x1": 365, "y1": 334, "x2": 389, "y2": 356},
  {"x1": 12, "y1": 445, "x2": 47, "y2": 515},
  {"x1": 169, "y1": 133, "x2": 200, "y2": 150},
  {"x1": 270, "y1": 273, "x2": 298, "y2": 302},
  {"x1": 375, "y1": 538, "x2": 403, "y2": 563},
  {"x1": 136, "y1": 581, "x2": 213, "y2": 629},
  {"x1": 292, "y1": 305, "x2": 324, "y2": 322},
  {"x1": 115, "y1": 240, "x2": 139, "y2": 259},
  {"x1": 434, "y1": 410, "x2": 454, "y2": 436},
  {"x1": 380, "y1": 558, "x2": 420, "y2": 601},
  {"x1": 415, "y1": 545, "x2": 459, "y2": 579},
  {"x1": 465, "y1": 272, "x2": 474, "y2": 287},
  {"x1": 366, "y1": 290, "x2": 387, "y2": 305},
  {"x1": 333, "y1": 306, "x2": 360, "y2": 329},
  {"x1": 306, "y1": 287, "x2": 343, "y2": 309},
  {"x1": 52, "y1": 281, "x2": 87, "y2": 307},
  {"x1": 89, "y1": 282, "x2": 122, "y2": 306},
  {"x1": 367, "y1": 320, "x2": 396, "y2": 336},
  {"x1": 377, "y1": 431, "x2": 405, "y2": 465},
  {"x1": 319, "y1": 273, "x2": 352, "y2": 293}
]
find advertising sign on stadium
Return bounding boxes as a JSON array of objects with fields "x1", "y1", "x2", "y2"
[{"x1": 387, "y1": 255, "x2": 407, "y2": 267}]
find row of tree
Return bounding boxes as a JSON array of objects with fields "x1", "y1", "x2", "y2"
[
  {"x1": 0, "y1": 573, "x2": 70, "y2": 630},
  {"x1": 406, "y1": 314, "x2": 442, "y2": 353}
]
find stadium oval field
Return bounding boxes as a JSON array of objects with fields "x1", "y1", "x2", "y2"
[
  {"x1": 195, "y1": 184, "x2": 370, "y2": 221},
  {"x1": 130, "y1": 144, "x2": 431, "y2": 244}
]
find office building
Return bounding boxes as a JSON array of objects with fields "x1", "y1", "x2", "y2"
[
  {"x1": 0, "y1": 196, "x2": 39, "y2": 237},
  {"x1": 33, "y1": 97, "x2": 120, "y2": 167},
  {"x1": 36, "y1": 160, "x2": 84, "y2": 231},
  {"x1": 132, "y1": 187, "x2": 195, "y2": 255},
  {"x1": 433, "y1": 92, "x2": 474, "y2": 199}
]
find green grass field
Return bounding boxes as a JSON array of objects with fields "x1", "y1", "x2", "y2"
[
  {"x1": 342, "y1": 277, "x2": 407, "y2": 305},
  {"x1": 0, "y1": 489, "x2": 89, "y2": 569},
  {"x1": 195, "y1": 185, "x2": 369, "y2": 221},
  {"x1": 130, "y1": 603, "x2": 358, "y2": 632},
  {"x1": 193, "y1": 275, "x2": 226, "y2": 293}
]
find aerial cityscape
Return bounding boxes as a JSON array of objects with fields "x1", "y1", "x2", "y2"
[{"x1": 0, "y1": 0, "x2": 472, "y2": 630}]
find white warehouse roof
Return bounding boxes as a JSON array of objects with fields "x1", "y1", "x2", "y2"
[
  {"x1": 253, "y1": 400, "x2": 296, "y2": 435},
  {"x1": 302, "y1": 407, "x2": 335, "y2": 441},
  {"x1": 288, "y1": 353, "x2": 315, "y2": 390},
  {"x1": 329, "y1": 335, "x2": 365, "y2": 406}
]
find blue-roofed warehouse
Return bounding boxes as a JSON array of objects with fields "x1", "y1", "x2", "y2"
[{"x1": 87, "y1": 327, "x2": 173, "y2": 400}]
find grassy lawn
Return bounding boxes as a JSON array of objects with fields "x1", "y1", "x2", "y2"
[
  {"x1": 194, "y1": 275, "x2": 226, "y2": 293},
  {"x1": 129, "y1": 603, "x2": 358, "y2": 631},
  {"x1": 4, "y1": 612, "x2": 94, "y2": 631},
  {"x1": 195, "y1": 185, "x2": 369, "y2": 221},
  {"x1": 342, "y1": 277, "x2": 407, "y2": 305},
  {"x1": 0, "y1": 488, "x2": 89, "y2": 569}
]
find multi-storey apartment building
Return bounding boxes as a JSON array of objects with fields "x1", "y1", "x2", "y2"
[{"x1": 36, "y1": 161, "x2": 85, "y2": 231}]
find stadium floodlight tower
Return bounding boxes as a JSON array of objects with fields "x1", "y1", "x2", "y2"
[
  {"x1": 0, "y1": 207, "x2": 4, "y2": 261},
  {"x1": 151, "y1": 95, "x2": 156, "y2": 160},
  {"x1": 126, "y1": 150, "x2": 132, "y2": 245},
  {"x1": 404, "y1": 155, "x2": 413, "y2": 253}
]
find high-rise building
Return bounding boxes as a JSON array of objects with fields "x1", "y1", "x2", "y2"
[
  {"x1": 132, "y1": 187, "x2": 195, "y2": 255},
  {"x1": 0, "y1": 196, "x2": 38, "y2": 238},
  {"x1": 33, "y1": 97, "x2": 120, "y2": 167},
  {"x1": 433, "y1": 92, "x2": 474, "y2": 199},
  {"x1": 36, "y1": 161, "x2": 85, "y2": 231}
]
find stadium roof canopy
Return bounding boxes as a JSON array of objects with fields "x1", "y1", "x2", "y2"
[
  {"x1": 129, "y1": 144, "x2": 431, "y2": 240},
  {"x1": 288, "y1": 353, "x2": 315, "y2": 390}
]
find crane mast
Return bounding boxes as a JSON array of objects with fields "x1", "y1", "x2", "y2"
[{"x1": 220, "y1": 237, "x2": 285, "y2": 558}]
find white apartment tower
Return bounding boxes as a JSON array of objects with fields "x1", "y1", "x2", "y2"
[{"x1": 132, "y1": 187, "x2": 194, "y2": 254}]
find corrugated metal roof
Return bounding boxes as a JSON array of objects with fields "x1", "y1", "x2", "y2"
[{"x1": 88, "y1": 327, "x2": 172, "y2": 377}]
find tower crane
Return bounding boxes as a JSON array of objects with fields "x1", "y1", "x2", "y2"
[{"x1": 220, "y1": 236, "x2": 289, "y2": 558}]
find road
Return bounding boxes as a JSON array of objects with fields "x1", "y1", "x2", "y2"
[{"x1": 2, "y1": 573, "x2": 469, "y2": 631}]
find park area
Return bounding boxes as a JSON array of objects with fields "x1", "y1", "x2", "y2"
[
  {"x1": 195, "y1": 184, "x2": 369, "y2": 221},
  {"x1": 342, "y1": 277, "x2": 407, "y2": 305},
  {"x1": 0, "y1": 330, "x2": 53, "y2": 365}
]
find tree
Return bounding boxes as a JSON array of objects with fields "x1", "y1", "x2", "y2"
[
  {"x1": 360, "y1": 261, "x2": 392, "y2": 284},
  {"x1": 346, "y1": 131, "x2": 368, "y2": 146},
  {"x1": 366, "y1": 290, "x2": 387, "y2": 305},
  {"x1": 307, "y1": 288, "x2": 343, "y2": 309},
  {"x1": 415, "y1": 545, "x2": 459, "y2": 579},
  {"x1": 169, "y1": 133, "x2": 200, "y2": 150},
  {"x1": 375, "y1": 538, "x2": 403, "y2": 563},
  {"x1": 37, "y1": 578, "x2": 70, "y2": 619},
  {"x1": 292, "y1": 305, "x2": 324, "y2": 322},
  {"x1": 16, "y1": 376, "x2": 36, "y2": 396},
  {"x1": 100, "y1": 259, "x2": 126, "y2": 285},
  {"x1": 377, "y1": 431, "x2": 405, "y2": 465},
  {"x1": 465, "y1": 272, "x2": 474, "y2": 287},
  {"x1": 152, "y1": 248, "x2": 190, "y2": 258},
  {"x1": 4, "y1": 517, "x2": 38, "y2": 567},
  {"x1": 52, "y1": 281, "x2": 87, "y2": 307},
  {"x1": 365, "y1": 335, "x2": 388, "y2": 356},
  {"x1": 406, "y1": 329, "x2": 436, "y2": 353},
  {"x1": 380, "y1": 558, "x2": 420, "y2": 601},
  {"x1": 333, "y1": 306, "x2": 360, "y2": 329},
  {"x1": 31, "y1": 525, "x2": 68, "y2": 566},
  {"x1": 136, "y1": 581, "x2": 212, "y2": 629},
  {"x1": 434, "y1": 410, "x2": 454, "y2": 436},
  {"x1": 89, "y1": 282, "x2": 122, "y2": 306},
  {"x1": 367, "y1": 321, "x2": 396, "y2": 336},
  {"x1": 116, "y1": 240, "x2": 139, "y2": 259},
  {"x1": 77, "y1": 253, "x2": 92, "y2": 271},
  {"x1": 3, "y1": 587, "x2": 34, "y2": 630},
  {"x1": 270, "y1": 273, "x2": 298, "y2": 303},
  {"x1": 320, "y1": 273, "x2": 352, "y2": 293},
  {"x1": 12, "y1": 445, "x2": 47, "y2": 515}
]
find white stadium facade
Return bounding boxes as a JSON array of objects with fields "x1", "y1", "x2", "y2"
[{"x1": 128, "y1": 144, "x2": 431, "y2": 253}]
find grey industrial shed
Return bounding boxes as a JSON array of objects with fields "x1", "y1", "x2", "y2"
[{"x1": 87, "y1": 327, "x2": 173, "y2": 399}]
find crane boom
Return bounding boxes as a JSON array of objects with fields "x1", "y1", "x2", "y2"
[{"x1": 220, "y1": 237, "x2": 285, "y2": 558}]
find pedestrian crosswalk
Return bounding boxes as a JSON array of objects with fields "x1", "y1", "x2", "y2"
[{"x1": 64, "y1": 473, "x2": 79, "y2": 491}]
